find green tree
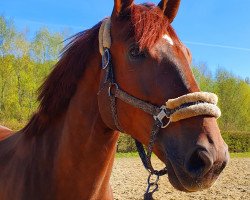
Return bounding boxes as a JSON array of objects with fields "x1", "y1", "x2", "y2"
[
  {"x1": 0, "y1": 16, "x2": 15, "y2": 56},
  {"x1": 0, "y1": 16, "x2": 16, "y2": 116},
  {"x1": 214, "y1": 69, "x2": 250, "y2": 131},
  {"x1": 192, "y1": 62, "x2": 214, "y2": 92},
  {"x1": 31, "y1": 28, "x2": 64, "y2": 83},
  {"x1": 245, "y1": 77, "x2": 250, "y2": 85},
  {"x1": 0, "y1": 16, "x2": 64, "y2": 128}
]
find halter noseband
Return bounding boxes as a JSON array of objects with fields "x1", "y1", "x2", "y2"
[{"x1": 97, "y1": 18, "x2": 221, "y2": 199}]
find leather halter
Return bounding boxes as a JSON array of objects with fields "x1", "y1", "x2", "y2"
[
  {"x1": 98, "y1": 48, "x2": 171, "y2": 198},
  {"x1": 98, "y1": 48, "x2": 170, "y2": 170}
]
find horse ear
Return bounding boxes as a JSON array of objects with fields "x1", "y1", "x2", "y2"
[
  {"x1": 113, "y1": 0, "x2": 134, "y2": 16},
  {"x1": 158, "y1": 0, "x2": 181, "y2": 23}
]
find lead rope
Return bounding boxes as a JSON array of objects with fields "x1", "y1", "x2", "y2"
[{"x1": 135, "y1": 120, "x2": 167, "y2": 200}]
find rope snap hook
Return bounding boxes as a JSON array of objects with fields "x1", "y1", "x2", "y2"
[{"x1": 144, "y1": 173, "x2": 160, "y2": 200}]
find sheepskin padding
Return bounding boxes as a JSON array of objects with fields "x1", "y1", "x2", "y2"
[
  {"x1": 99, "y1": 18, "x2": 111, "y2": 55},
  {"x1": 166, "y1": 92, "x2": 218, "y2": 109},
  {"x1": 170, "y1": 103, "x2": 221, "y2": 122}
]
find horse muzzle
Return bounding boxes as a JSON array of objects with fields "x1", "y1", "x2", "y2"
[{"x1": 160, "y1": 116, "x2": 229, "y2": 192}]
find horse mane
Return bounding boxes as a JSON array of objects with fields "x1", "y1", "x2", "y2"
[
  {"x1": 22, "y1": 22, "x2": 102, "y2": 135},
  {"x1": 22, "y1": 4, "x2": 175, "y2": 135}
]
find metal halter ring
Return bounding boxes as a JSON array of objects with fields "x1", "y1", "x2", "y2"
[
  {"x1": 108, "y1": 83, "x2": 119, "y2": 96},
  {"x1": 153, "y1": 105, "x2": 171, "y2": 128}
]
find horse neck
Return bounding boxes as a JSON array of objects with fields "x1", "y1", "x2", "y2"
[{"x1": 53, "y1": 51, "x2": 119, "y2": 199}]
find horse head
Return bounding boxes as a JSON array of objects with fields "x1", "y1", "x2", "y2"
[{"x1": 98, "y1": 0, "x2": 229, "y2": 192}]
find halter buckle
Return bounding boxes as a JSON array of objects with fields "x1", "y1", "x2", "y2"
[
  {"x1": 108, "y1": 83, "x2": 119, "y2": 96},
  {"x1": 145, "y1": 173, "x2": 160, "y2": 198},
  {"x1": 153, "y1": 105, "x2": 170, "y2": 128}
]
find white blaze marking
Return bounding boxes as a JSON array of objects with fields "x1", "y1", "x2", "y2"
[{"x1": 163, "y1": 34, "x2": 174, "y2": 45}]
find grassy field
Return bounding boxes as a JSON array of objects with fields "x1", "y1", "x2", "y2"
[
  {"x1": 116, "y1": 152, "x2": 250, "y2": 158},
  {"x1": 116, "y1": 152, "x2": 139, "y2": 158},
  {"x1": 230, "y1": 152, "x2": 250, "y2": 158}
]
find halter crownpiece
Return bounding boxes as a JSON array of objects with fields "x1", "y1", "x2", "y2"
[{"x1": 99, "y1": 18, "x2": 111, "y2": 55}]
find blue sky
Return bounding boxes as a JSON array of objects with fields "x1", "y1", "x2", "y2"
[{"x1": 1, "y1": 0, "x2": 250, "y2": 78}]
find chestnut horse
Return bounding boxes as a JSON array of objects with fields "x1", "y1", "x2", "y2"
[{"x1": 0, "y1": 0, "x2": 229, "y2": 199}]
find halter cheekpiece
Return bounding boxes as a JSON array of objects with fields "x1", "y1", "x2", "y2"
[{"x1": 97, "y1": 18, "x2": 221, "y2": 200}]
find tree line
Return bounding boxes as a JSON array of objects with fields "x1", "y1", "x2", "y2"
[
  {"x1": 0, "y1": 16, "x2": 249, "y2": 151},
  {"x1": 0, "y1": 16, "x2": 64, "y2": 128}
]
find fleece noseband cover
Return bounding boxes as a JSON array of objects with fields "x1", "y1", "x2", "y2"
[{"x1": 166, "y1": 92, "x2": 221, "y2": 122}]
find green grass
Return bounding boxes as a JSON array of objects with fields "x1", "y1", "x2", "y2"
[
  {"x1": 116, "y1": 152, "x2": 139, "y2": 158},
  {"x1": 230, "y1": 152, "x2": 250, "y2": 158},
  {"x1": 116, "y1": 152, "x2": 250, "y2": 158}
]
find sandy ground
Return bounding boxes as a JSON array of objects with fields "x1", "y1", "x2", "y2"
[{"x1": 110, "y1": 157, "x2": 250, "y2": 200}]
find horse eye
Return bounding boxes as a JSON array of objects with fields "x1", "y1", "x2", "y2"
[{"x1": 129, "y1": 46, "x2": 145, "y2": 60}]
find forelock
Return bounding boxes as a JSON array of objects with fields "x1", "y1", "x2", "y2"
[{"x1": 130, "y1": 4, "x2": 169, "y2": 50}]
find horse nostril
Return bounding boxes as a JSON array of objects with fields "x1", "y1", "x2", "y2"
[{"x1": 185, "y1": 148, "x2": 213, "y2": 177}]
